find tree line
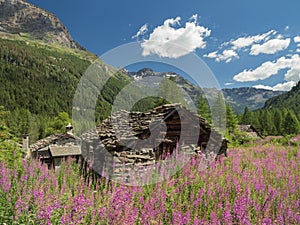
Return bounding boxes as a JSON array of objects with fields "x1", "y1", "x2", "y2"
[
  {"x1": 241, "y1": 107, "x2": 300, "y2": 136},
  {"x1": 197, "y1": 93, "x2": 300, "y2": 142}
]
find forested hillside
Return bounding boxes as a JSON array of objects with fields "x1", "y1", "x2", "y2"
[
  {"x1": 240, "y1": 82, "x2": 300, "y2": 136},
  {"x1": 0, "y1": 37, "x2": 132, "y2": 142},
  {"x1": 0, "y1": 38, "x2": 90, "y2": 115},
  {"x1": 264, "y1": 81, "x2": 300, "y2": 112}
]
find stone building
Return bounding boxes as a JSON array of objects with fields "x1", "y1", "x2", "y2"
[
  {"x1": 238, "y1": 124, "x2": 263, "y2": 139},
  {"x1": 27, "y1": 104, "x2": 228, "y2": 180},
  {"x1": 29, "y1": 123, "x2": 81, "y2": 169},
  {"x1": 79, "y1": 104, "x2": 227, "y2": 181}
]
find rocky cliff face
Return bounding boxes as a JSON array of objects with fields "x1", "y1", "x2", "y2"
[{"x1": 0, "y1": 0, "x2": 82, "y2": 49}]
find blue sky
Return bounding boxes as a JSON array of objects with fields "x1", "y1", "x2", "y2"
[{"x1": 28, "y1": 0, "x2": 300, "y2": 91}]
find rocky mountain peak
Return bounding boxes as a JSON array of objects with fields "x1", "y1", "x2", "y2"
[
  {"x1": 0, "y1": 0, "x2": 82, "y2": 49},
  {"x1": 136, "y1": 68, "x2": 155, "y2": 76},
  {"x1": 128, "y1": 68, "x2": 179, "y2": 80}
]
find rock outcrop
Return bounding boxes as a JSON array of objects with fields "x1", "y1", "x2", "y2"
[{"x1": 0, "y1": 0, "x2": 82, "y2": 49}]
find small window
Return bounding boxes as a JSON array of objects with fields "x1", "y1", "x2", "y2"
[{"x1": 54, "y1": 158, "x2": 62, "y2": 167}]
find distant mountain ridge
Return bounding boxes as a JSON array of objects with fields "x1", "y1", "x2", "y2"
[
  {"x1": 126, "y1": 68, "x2": 285, "y2": 113},
  {"x1": 222, "y1": 87, "x2": 285, "y2": 113},
  {"x1": 126, "y1": 68, "x2": 202, "y2": 106},
  {"x1": 0, "y1": 0, "x2": 82, "y2": 49}
]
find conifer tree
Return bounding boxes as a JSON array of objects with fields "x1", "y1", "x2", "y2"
[
  {"x1": 0, "y1": 106, "x2": 22, "y2": 167},
  {"x1": 226, "y1": 104, "x2": 238, "y2": 134},
  {"x1": 282, "y1": 110, "x2": 300, "y2": 135},
  {"x1": 273, "y1": 109, "x2": 283, "y2": 135},
  {"x1": 241, "y1": 107, "x2": 252, "y2": 125},
  {"x1": 261, "y1": 110, "x2": 274, "y2": 135},
  {"x1": 159, "y1": 77, "x2": 186, "y2": 107},
  {"x1": 197, "y1": 95, "x2": 211, "y2": 123},
  {"x1": 251, "y1": 112, "x2": 260, "y2": 131},
  {"x1": 46, "y1": 112, "x2": 72, "y2": 136},
  {"x1": 211, "y1": 92, "x2": 226, "y2": 133}
]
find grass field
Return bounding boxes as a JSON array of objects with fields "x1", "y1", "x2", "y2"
[{"x1": 0, "y1": 144, "x2": 299, "y2": 224}]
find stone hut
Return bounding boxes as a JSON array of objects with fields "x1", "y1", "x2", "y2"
[
  {"x1": 30, "y1": 124, "x2": 81, "y2": 169},
  {"x1": 238, "y1": 124, "x2": 263, "y2": 139},
  {"x1": 80, "y1": 104, "x2": 226, "y2": 180}
]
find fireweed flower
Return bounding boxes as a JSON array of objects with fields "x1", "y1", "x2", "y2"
[
  {"x1": 262, "y1": 218, "x2": 273, "y2": 225},
  {"x1": 222, "y1": 208, "x2": 232, "y2": 224},
  {"x1": 234, "y1": 196, "x2": 251, "y2": 224},
  {"x1": 0, "y1": 145, "x2": 298, "y2": 224},
  {"x1": 0, "y1": 175, "x2": 11, "y2": 192},
  {"x1": 0, "y1": 165, "x2": 11, "y2": 193}
]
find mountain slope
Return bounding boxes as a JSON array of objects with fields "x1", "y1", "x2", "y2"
[
  {"x1": 0, "y1": 34, "x2": 136, "y2": 116},
  {"x1": 0, "y1": 0, "x2": 131, "y2": 115},
  {"x1": 264, "y1": 81, "x2": 300, "y2": 112},
  {"x1": 0, "y1": 0, "x2": 136, "y2": 141},
  {"x1": 0, "y1": 0, "x2": 82, "y2": 49},
  {"x1": 0, "y1": 37, "x2": 134, "y2": 140}
]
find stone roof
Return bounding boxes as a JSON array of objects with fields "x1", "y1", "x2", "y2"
[
  {"x1": 85, "y1": 103, "x2": 220, "y2": 151},
  {"x1": 30, "y1": 133, "x2": 75, "y2": 152},
  {"x1": 238, "y1": 125, "x2": 254, "y2": 132},
  {"x1": 49, "y1": 145, "x2": 81, "y2": 157},
  {"x1": 238, "y1": 125, "x2": 263, "y2": 138}
]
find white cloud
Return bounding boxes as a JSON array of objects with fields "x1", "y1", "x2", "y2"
[
  {"x1": 284, "y1": 57, "x2": 300, "y2": 81},
  {"x1": 250, "y1": 38, "x2": 290, "y2": 55},
  {"x1": 294, "y1": 36, "x2": 300, "y2": 43},
  {"x1": 224, "y1": 82, "x2": 234, "y2": 86},
  {"x1": 189, "y1": 14, "x2": 198, "y2": 22},
  {"x1": 285, "y1": 26, "x2": 290, "y2": 31},
  {"x1": 205, "y1": 30, "x2": 281, "y2": 63},
  {"x1": 141, "y1": 15, "x2": 211, "y2": 58},
  {"x1": 276, "y1": 34, "x2": 284, "y2": 39},
  {"x1": 204, "y1": 49, "x2": 239, "y2": 63},
  {"x1": 226, "y1": 30, "x2": 276, "y2": 50},
  {"x1": 204, "y1": 51, "x2": 218, "y2": 58},
  {"x1": 253, "y1": 81, "x2": 296, "y2": 91},
  {"x1": 253, "y1": 84, "x2": 273, "y2": 90},
  {"x1": 233, "y1": 54, "x2": 300, "y2": 83},
  {"x1": 132, "y1": 24, "x2": 148, "y2": 39}
]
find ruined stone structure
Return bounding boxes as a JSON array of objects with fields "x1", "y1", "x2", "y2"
[
  {"x1": 238, "y1": 124, "x2": 263, "y2": 139},
  {"x1": 80, "y1": 104, "x2": 226, "y2": 182}
]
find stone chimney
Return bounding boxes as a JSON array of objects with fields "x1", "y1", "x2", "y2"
[
  {"x1": 66, "y1": 123, "x2": 73, "y2": 135},
  {"x1": 22, "y1": 134, "x2": 31, "y2": 158}
]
